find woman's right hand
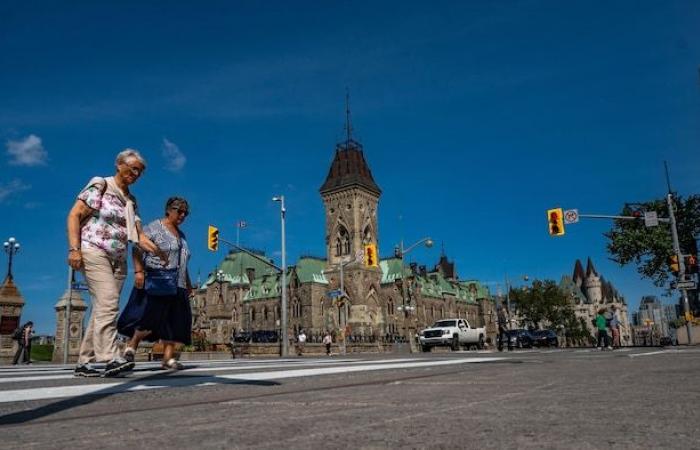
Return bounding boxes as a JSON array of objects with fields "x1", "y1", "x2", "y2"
[
  {"x1": 134, "y1": 271, "x2": 145, "y2": 289},
  {"x1": 68, "y1": 250, "x2": 83, "y2": 270}
]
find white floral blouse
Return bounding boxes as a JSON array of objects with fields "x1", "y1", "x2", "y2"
[{"x1": 78, "y1": 177, "x2": 140, "y2": 262}]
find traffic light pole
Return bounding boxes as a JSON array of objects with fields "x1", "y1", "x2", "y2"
[{"x1": 666, "y1": 192, "x2": 693, "y2": 345}]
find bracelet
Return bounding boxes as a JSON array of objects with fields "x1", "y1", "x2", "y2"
[
  {"x1": 69, "y1": 247, "x2": 81, "y2": 252},
  {"x1": 134, "y1": 270, "x2": 144, "y2": 274}
]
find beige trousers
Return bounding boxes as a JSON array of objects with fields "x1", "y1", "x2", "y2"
[{"x1": 78, "y1": 249, "x2": 126, "y2": 364}]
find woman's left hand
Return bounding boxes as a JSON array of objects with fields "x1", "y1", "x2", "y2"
[{"x1": 139, "y1": 235, "x2": 167, "y2": 261}]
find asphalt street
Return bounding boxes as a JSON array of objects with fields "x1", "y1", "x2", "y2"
[{"x1": 0, "y1": 347, "x2": 698, "y2": 449}]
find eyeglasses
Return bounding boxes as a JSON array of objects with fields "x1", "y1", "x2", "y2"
[
  {"x1": 171, "y1": 207, "x2": 189, "y2": 217},
  {"x1": 124, "y1": 163, "x2": 144, "y2": 176}
]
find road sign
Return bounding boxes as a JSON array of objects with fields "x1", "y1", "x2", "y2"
[
  {"x1": 564, "y1": 209, "x2": 579, "y2": 224},
  {"x1": 71, "y1": 282, "x2": 89, "y2": 291},
  {"x1": 328, "y1": 289, "x2": 342, "y2": 298},
  {"x1": 644, "y1": 211, "x2": 658, "y2": 227},
  {"x1": 675, "y1": 280, "x2": 697, "y2": 290}
]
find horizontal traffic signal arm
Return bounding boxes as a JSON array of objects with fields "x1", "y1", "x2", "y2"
[
  {"x1": 577, "y1": 213, "x2": 670, "y2": 222},
  {"x1": 219, "y1": 237, "x2": 283, "y2": 273}
]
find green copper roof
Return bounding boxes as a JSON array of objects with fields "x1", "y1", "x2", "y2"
[
  {"x1": 294, "y1": 257, "x2": 329, "y2": 284},
  {"x1": 559, "y1": 275, "x2": 587, "y2": 303},
  {"x1": 202, "y1": 249, "x2": 278, "y2": 288},
  {"x1": 379, "y1": 257, "x2": 410, "y2": 283}
]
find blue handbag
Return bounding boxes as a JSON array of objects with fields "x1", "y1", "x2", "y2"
[{"x1": 145, "y1": 242, "x2": 181, "y2": 297}]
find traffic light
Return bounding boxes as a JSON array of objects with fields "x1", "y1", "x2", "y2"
[
  {"x1": 685, "y1": 255, "x2": 698, "y2": 274},
  {"x1": 547, "y1": 208, "x2": 565, "y2": 236},
  {"x1": 669, "y1": 255, "x2": 680, "y2": 274},
  {"x1": 207, "y1": 225, "x2": 219, "y2": 252},
  {"x1": 364, "y1": 243, "x2": 378, "y2": 268}
]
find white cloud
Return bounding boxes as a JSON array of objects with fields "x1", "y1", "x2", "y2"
[
  {"x1": 0, "y1": 179, "x2": 31, "y2": 203},
  {"x1": 162, "y1": 138, "x2": 186, "y2": 172},
  {"x1": 6, "y1": 134, "x2": 48, "y2": 166}
]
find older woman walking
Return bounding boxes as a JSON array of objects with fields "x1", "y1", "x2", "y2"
[
  {"x1": 118, "y1": 197, "x2": 193, "y2": 370},
  {"x1": 67, "y1": 149, "x2": 161, "y2": 377}
]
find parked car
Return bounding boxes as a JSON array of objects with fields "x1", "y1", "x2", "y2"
[
  {"x1": 531, "y1": 329, "x2": 559, "y2": 347},
  {"x1": 499, "y1": 329, "x2": 535, "y2": 349},
  {"x1": 251, "y1": 330, "x2": 279, "y2": 343},
  {"x1": 231, "y1": 331, "x2": 252, "y2": 343},
  {"x1": 418, "y1": 318, "x2": 486, "y2": 352}
]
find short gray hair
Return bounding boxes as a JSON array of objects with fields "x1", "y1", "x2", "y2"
[
  {"x1": 165, "y1": 196, "x2": 190, "y2": 215},
  {"x1": 115, "y1": 148, "x2": 147, "y2": 168}
]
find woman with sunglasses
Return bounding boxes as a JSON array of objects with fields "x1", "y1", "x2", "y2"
[
  {"x1": 118, "y1": 197, "x2": 194, "y2": 370},
  {"x1": 67, "y1": 149, "x2": 162, "y2": 377}
]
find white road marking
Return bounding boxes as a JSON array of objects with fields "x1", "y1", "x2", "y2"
[
  {"x1": 0, "y1": 357, "x2": 504, "y2": 404},
  {"x1": 628, "y1": 350, "x2": 669, "y2": 358},
  {"x1": 0, "y1": 358, "x2": 424, "y2": 384}
]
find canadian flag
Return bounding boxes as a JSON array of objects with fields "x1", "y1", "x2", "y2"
[{"x1": 237, "y1": 220, "x2": 247, "y2": 229}]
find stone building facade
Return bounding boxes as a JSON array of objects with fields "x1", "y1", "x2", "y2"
[
  {"x1": 560, "y1": 258, "x2": 632, "y2": 345},
  {"x1": 193, "y1": 131, "x2": 496, "y2": 349}
]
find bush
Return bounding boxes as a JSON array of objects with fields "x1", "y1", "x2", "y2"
[{"x1": 30, "y1": 344, "x2": 54, "y2": 362}]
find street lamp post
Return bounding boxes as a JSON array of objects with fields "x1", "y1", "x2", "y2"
[
  {"x1": 272, "y1": 196, "x2": 288, "y2": 357},
  {"x1": 395, "y1": 237, "x2": 433, "y2": 352},
  {"x1": 3, "y1": 237, "x2": 21, "y2": 280}
]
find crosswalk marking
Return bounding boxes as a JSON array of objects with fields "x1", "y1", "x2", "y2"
[
  {"x1": 0, "y1": 358, "x2": 424, "y2": 384},
  {"x1": 0, "y1": 357, "x2": 504, "y2": 404}
]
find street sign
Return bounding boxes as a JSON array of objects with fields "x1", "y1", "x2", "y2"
[
  {"x1": 644, "y1": 211, "x2": 658, "y2": 227},
  {"x1": 564, "y1": 209, "x2": 579, "y2": 224},
  {"x1": 328, "y1": 289, "x2": 342, "y2": 298},
  {"x1": 675, "y1": 280, "x2": 697, "y2": 290},
  {"x1": 71, "y1": 282, "x2": 89, "y2": 291}
]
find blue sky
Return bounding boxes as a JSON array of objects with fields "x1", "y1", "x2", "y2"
[{"x1": 1, "y1": 1, "x2": 699, "y2": 334}]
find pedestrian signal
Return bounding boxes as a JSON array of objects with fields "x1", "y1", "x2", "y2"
[
  {"x1": 685, "y1": 255, "x2": 698, "y2": 274},
  {"x1": 208, "y1": 225, "x2": 219, "y2": 252},
  {"x1": 669, "y1": 255, "x2": 680, "y2": 274},
  {"x1": 547, "y1": 208, "x2": 565, "y2": 236},
  {"x1": 364, "y1": 244, "x2": 378, "y2": 268}
]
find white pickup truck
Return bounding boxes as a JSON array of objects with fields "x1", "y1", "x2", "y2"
[{"x1": 418, "y1": 318, "x2": 486, "y2": 352}]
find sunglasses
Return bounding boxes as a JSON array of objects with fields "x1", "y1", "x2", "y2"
[{"x1": 170, "y1": 207, "x2": 189, "y2": 217}]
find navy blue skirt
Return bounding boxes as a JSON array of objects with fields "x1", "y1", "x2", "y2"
[{"x1": 118, "y1": 287, "x2": 192, "y2": 345}]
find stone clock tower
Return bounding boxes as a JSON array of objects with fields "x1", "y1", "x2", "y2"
[{"x1": 319, "y1": 103, "x2": 385, "y2": 336}]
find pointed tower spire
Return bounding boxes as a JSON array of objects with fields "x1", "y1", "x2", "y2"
[
  {"x1": 586, "y1": 257, "x2": 598, "y2": 277},
  {"x1": 573, "y1": 259, "x2": 585, "y2": 284},
  {"x1": 345, "y1": 87, "x2": 353, "y2": 147}
]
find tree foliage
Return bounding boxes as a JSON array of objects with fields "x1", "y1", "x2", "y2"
[
  {"x1": 510, "y1": 279, "x2": 577, "y2": 329},
  {"x1": 604, "y1": 195, "x2": 700, "y2": 287}
]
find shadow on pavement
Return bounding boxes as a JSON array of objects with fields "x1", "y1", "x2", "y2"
[{"x1": 0, "y1": 370, "x2": 279, "y2": 426}]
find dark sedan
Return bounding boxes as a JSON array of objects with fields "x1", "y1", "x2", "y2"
[
  {"x1": 531, "y1": 329, "x2": 559, "y2": 347},
  {"x1": 498, "y1": 329, "x2": 535, "y2": 349}
]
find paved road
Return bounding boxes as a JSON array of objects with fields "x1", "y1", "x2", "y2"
[{"x1": 1, "y1": 347, "x2": 698, "y2": 449}]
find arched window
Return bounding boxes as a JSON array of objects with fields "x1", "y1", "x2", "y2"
[
  {"x1": 335, "y1": 225, "x2": 351, "y2": 256},
  {"x1": 363, "y1": 225, "x2": 373, "y2": 245},
  {"x1": 263, "y1": 306, "x2": 268, "y2": 321},
  {"x1": 251, "y1": 307, "x2": 256, "y2": 322}
]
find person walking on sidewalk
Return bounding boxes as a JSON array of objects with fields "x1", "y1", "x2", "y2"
[
  {"x1": 595, "y1": 308, "x2": 611, "y2": 350},
  {"x1": 296, "y1": 329, "x2": 307, "y2": 356},
  {"x1": 12, "y1": 321, "x2": 33, "y2": 365},
  {"x1": 322, "y1": 330, "x2": 333, "y2": 356},
  {"x1": 497, "y1": 307, "x2": 511, "y2": 352},
  {"x1": 609, "y1": 305, "x2": 621, "y2": 348},
  {"x1": 67, "y1": 149, "x2": 162, "y2": 377},
  {"x1": 118, "y1": 197, "x2": 194, "y2": 370}
]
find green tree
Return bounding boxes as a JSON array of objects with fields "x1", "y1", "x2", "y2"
[
  {"x1": 509, "y1": 279, "x2": 575, "y2": 329},
  {"x1": 604, "y1": 196, "x2": 700, "y2": 287}
]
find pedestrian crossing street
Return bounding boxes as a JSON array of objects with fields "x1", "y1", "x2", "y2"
[{"x1": 0, "y1": 356, "x2": 505, "y2": 404}]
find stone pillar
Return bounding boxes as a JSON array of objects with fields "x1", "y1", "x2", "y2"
[
  {"x1": 52, "y1": 288, "x2": 87, "y2": 363},
  {"x1": 0, "y1": 276, "x2": 25, "y2": 364}
]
